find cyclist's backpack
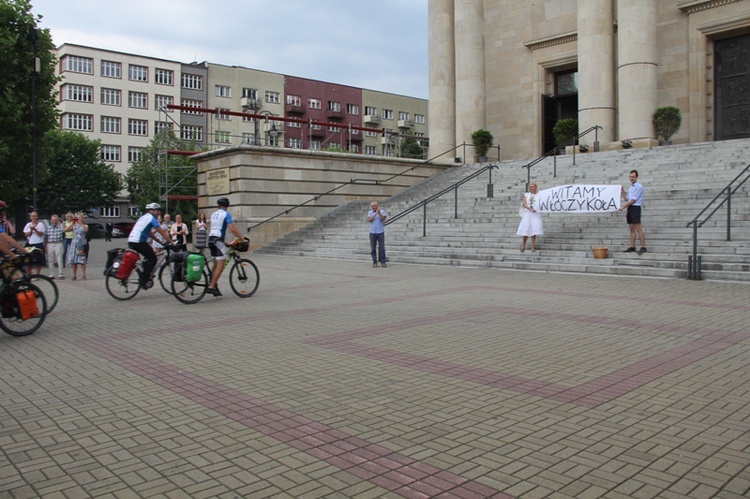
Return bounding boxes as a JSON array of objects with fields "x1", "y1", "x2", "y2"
[
  {"x1": 170, "y1": 252, "x2": 187, "y2": 282},
  {"x1": 104, "y1": 248, "x2": 124, "y2": 276},
  {"x1": 115, "y1": 250, "x2": 139, "y2": 279},
  {"x1": 185, "y1": 253, "x2": 204, "y2": 283},
  {"x1": 17, "y1": 289, "x2": 39, "y2": 320}
]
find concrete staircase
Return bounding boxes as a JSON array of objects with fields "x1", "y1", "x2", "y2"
[{"x1": 255, "y1": 139, "x2": 750, "y2": 281}]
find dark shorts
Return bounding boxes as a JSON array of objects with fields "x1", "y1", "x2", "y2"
[
  {"x1": 208, "y1": 236, "x2": 228, "y2": 260},
  {"x1": 626, "y1": 205, "x2": 642, "y2": 225}
]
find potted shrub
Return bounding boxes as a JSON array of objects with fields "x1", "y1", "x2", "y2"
[
  {"x1": 652, "y1": 106, "x2": 682, "y2": 145},
  {"x1": 552, "y1": 118, "x2": 578, "y2": 148},
  {"x1": 471, "y1": 129, "x2": 494, "y2": 162}
]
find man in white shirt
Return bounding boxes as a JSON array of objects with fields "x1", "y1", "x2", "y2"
[{"x1": 23, "y1": 211, "x2": 46, "y2": 275}]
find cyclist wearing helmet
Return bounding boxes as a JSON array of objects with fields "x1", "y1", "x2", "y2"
[
  {"x1": 207, "y1": 197, "x2": 242, "y2": 296},
  {"x1": 128, "y1": 203, "x2": 175, "y2": 288},
  {"x1": 0, "y1": 201, "x2": 28, "y2": 257}
]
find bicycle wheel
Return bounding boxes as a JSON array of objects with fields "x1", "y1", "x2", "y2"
[
  {"x1": 30, "y1": 274, "x2": 59, "y2": 313},
  {"x1": 171, "y1": 265, "x2": 209, "y2": 304},
  {"x1": 105, "y1": 268, "x2": 142, "y2": 301},
  {"x1": 0, "y1": 282, "x2": 48, "y2": 336},
  {"x1": 158, "y1": 261, "x2": 175, "y2": 294},
  {"x1": 229, "y1": 258, "x2": 260, "y2": 298}
]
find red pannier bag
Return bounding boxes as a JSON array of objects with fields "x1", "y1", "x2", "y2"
[{"x1": 115, "y1": 250, "x2": 139, "y2": 280}]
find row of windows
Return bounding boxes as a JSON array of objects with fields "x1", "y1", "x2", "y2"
[
  {"x1": 99, "y1": 205, "x2": 141, "y2": 218},
  {"x1": 61, "y1": 55, "x2": 201, "y2": 88},
  {"x1": 61, "y1": 84, "x2": 176, "y2": 110},
  {"x1": 364, "y1": 106, "x2": 425, "y2": 124},
  {"x1": 62, "y1": 113, "x2": 173, "y2": 136}
]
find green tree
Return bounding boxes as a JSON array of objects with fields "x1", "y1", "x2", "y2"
[
  {"x1": 36, "y1": 130, "x2": 121, "y2": 215},
  {"x1": 399, "y1": 137, "x2": 424, "y2": 159},
  {"x1": 0, "y1": 0, "x2": 60, "y2": 205},
  {"x1": 125, "y1": 131, "x2": 198, "y2": 220}
]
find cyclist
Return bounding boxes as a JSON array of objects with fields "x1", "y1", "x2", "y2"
[
  {"x1": 207, "y1": 197, "x2": 243, "y2": 296},
  {"x1": 0, "y1": 201, "x2": 30, "y2": 258},
  {"x1": 127, "y1": 203, "x2": 175, "y2": 289}
]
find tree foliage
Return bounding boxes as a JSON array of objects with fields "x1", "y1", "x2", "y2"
[
  {"x1": 125, "y1": 131, "x2": 198, "y2": 221},
  {"x1": 399, "y1": 137, "x2": 425, "y2": 159},
  {"x1": 0, "y1": 0, "x2": 60, "y2": 205},
  {"x1": 36, "y1": 130, "x2": 121, "y2": 215}
]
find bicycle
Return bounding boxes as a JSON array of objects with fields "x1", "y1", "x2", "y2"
[
  {"x1": 105, "y1": 245, "x2": 180, "y2": 301},
  {"x1": 0, "y1": 254, "x2": 48, "y2": 336},
  {"x1": 155, "y1": 245, "x2": 178, "y2": 294},
  {"x1": 170, "y1": 238, "x2": 259, "y2": 304},
  {"x1": 21, "y1": 248, "x2": 60, "y2": 313}
]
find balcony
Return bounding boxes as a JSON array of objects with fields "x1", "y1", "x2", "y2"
[
  {"x1": 285, "y1": 102, "x2": 305, "y2": 115},
  {"x1": 309, "y1": 127, "x2": 325, "y2": 137},
  {"x1": 398, "y1": 119, "x2": 413, "y2": 129},
  {"x1": 326, "y1": 108, "x2": 344, "y2": 120},
  {"x1": 240, "y1": 97, "x2": 261, "y2": 110},
  {"x1": 364, "y1": 114, "x2": 381, "y2": 124}
]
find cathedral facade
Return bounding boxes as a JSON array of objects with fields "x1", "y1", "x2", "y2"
[{"x1": 428, "y1": 0, "x2": 750, "y2": 160}]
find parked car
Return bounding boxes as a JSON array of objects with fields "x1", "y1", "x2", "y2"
[
  {"x1": 86, "y1": 222, "x2": 106, "y2": 239},
  {"x1": 113, "y1": 222, "x2": 135, "y2": 236},
  {"x1": 111, "y1": 227, "x2": 124, "y2": 238}
]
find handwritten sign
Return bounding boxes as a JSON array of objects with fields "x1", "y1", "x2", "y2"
[
  {"x1": 206, "y1": 168, "x2": 230, "y2": 196},
  {"x1": 534, "y1": 185, "x2": 621, "y2": 213}
]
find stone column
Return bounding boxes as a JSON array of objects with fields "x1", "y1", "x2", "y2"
[
  {"x1": 577, "y1": 0, "x2": 615, "y2": 145},
  {"x1": 454, "y1": 0, "x2": 485, "y2": 155},
  {"x1": 428, "y1": 0, "x2": 457, "y2": 161},
  {"x1": 617, "y1": 0, "x2": 658, "y2": 140}
]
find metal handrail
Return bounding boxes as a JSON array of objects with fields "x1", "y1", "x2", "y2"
[
  {"x1": 686, "y1": 162, "x2": 750, "y2": 280},
  {"x1": 522, "y1": 125, "x2": 601, "y2": 187},
  {"x1": 249, "y1": 144, "x2": 471, "y2": 230},
  {"x1": 386, "y1": 164, "x2": 498, "y2": 237}
]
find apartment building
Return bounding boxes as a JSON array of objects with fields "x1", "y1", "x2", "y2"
[{"x1": 54, "y1": 44, "x2": 429, "y2": 216}]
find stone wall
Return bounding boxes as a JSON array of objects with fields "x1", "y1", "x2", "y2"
[{"x1": 193, "y1": 145, "x2": 448, "y2": 249}]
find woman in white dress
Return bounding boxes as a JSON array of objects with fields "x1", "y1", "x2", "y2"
[{"x1": 516, "y1": 182, "x2": 543, "y2": 252}]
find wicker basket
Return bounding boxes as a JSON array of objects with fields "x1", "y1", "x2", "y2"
[{"x1": 592, "y1": 239, "x2": 608, "y2": 259}]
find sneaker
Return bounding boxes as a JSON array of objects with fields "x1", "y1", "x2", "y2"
[
  {"x1": 58, "y1": 275, "x2": 65, "y2": 280},
  {"x1": 48, "y1": 275, "x2": 55, "y2": 279},
  {"x1": 381, "y1": 263, "x2": 387, "y2": 268},
  {"x1": 623, "y1": 247, "x2": 636, "y2": 253},
  {"x1": 207, "y1": 287, "x2": 222, "y2": 297},
  {"x1": 637, "y1": 247, "x2": 648, "y2": 255}
]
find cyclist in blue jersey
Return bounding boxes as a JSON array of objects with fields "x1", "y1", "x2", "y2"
[
  {"x1": 207, "y1": 197, "x2": 242, "y2": 296},
  {"x1": 127, "y1": 203, "x2": 175, "y2": 288}
]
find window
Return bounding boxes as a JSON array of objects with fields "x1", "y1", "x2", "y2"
[
  {"x1": 128, "y1": 205, "x2": 140, "y2": 217},
  {"x1": 128, "y1": 147, "x2": 144, "y2": 162},
  {"x1": 62, "y1": 113, "x2": 93, "y2": 131},
  {"x1": 215, "y1": 85, "x2": 231, "y2": 98},
  {"x1": 308, "y1": 98, "x2": 322, "y2": 109},
  {"x1": 128, "y1": 119, "x2": 148, "y2": 136},
  {"x1": 365, "y1": 130, "x2": 377, "y2": 137},
  {"x1": 349, "y1": 144, "x2": 359, "y2": 153},
  {"x1": 181, "y1": 125, "x2": 203, "y2": 142},
  {"x1": 62, "y1": 55, "x2": 92, "y2": 74},
  {"x1": 100, "y1": 206, "x2": 120, "y2": 218},
  {"x1": 399, "y1": 111, "x2": 409, "y2": 121},
  {"x1": 287, "y1": 95, "x2": 302, "y2": 105},
  {"x1": 414, "y1": 114, "x2": 425, "y2": 124},
  {"x1": 155, "y1": 121, "x2": 173, "y2": 134},
  {"x1": 327, "y1": 101, "x2": 341, "y2": 112},
  {"x1": 155, "y1": 95, "x2": 173, "y2": 111},
  {"x1": 287, "y1": 120, "x2": 301, "y2": 128},
  {"x1": 101, "y1": 88, "x2": 121, "y2": 106},
  {"x1": 62, "y1": 84, "x2": 93, "y2": 103},
  {"x1": 214, "y1": 130, "x2": 231, "y2": 143},
  {"x1": 365, "y1": 106, "x2": 377, "y2": 115},
  {"x1": 155, "y1": 68, "x2": 174, "y2": 86},
  {"x1": 309, "y1": 140, "x2": 321, "y2": 151},
  {"x1": 128, "y1": 91, "x2": 148, "y2": 109},
  {"x1": 288, "y1": 138, "x2": 302, "y2": 149},
  {"x1": 382, "y1": 109, "x2": 393, "y2": 120},
  {"x1": 181, "y1": 73, "x2": 203, "y2": 90},
  {"x1": 181, "y1": 99, "x2": 203, "y2": 115},
  {"x1": 265, "y1": 91, "x2": 280, "y2": 104},
  {"x1": 216, "y1": 108, "x2": 231, "y2": 120},
  {"x1": 100, "y1": 145, "x2": 121, "y2": 162},
  {"x1": 128, "y1": 64, "x2": 148, "y2": 82},
  {"x1": 311, "y1": 123, "x2": 322, "y2": 131},
  {"x1": 101, "y1": 116, "x2": 121, "y2": 134},
  {"x1": 555, "y1": 71, "x2": 578, "y2": 96},
  {"x1": 347, "y1": 104, "x2": 359, "y2": 115},
  {"x1": 101, "y1": 60, "x2": 121, "y2": 78},
  {"x1": 242, "y1": 132, "x2": 255, "y2": 144},
  {"x1": 242, "y1": 87, "x2": 258, "y2": 99},
  {"x1": 365, "y1": 145, "x2": 377, "y2": 155}
]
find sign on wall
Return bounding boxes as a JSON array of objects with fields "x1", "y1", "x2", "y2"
[{"x1": 206, "y1": 168, "x2": 230, "y2": 196}]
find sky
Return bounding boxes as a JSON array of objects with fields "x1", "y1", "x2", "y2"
[{"x1": 30, "y1": 0, "x2": 429, "y2": 99}]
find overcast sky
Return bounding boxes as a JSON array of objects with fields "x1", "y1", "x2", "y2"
[{"x1": 31, "y1": 0, "x2": 429, "y2": 99}]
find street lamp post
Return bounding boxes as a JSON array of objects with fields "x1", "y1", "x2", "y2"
[{"x1": 28, "y1": 26, "x2": 40, "y2": 212}]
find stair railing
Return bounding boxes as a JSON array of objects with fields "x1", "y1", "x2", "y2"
[
  {"x1": 385, "y1": 164, "x2": 498, "y2": 237},
  {"x1": 686, "y1": 162, "x2": 750, "y2": 280},
  {"x1": 522, "y1": 125, "x2": 601, "y2": 188},
  {"x1": 249, "y1": 144, "x2": 473, "y2": 230}
]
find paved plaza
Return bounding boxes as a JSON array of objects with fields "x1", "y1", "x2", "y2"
[{"x1": 1, "y1": 240, "x2": 749, "y2": 498}]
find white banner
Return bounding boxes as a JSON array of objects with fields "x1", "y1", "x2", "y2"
[{"x1": 533, "y1": 185, "x2": 621, "y2": 213}]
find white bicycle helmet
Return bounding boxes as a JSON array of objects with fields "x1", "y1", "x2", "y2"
[{"x1": 145, "y1": 202, "x2": 161, "y2": 210}]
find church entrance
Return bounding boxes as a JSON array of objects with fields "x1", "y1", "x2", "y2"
[
  {"x1": 542, "y1": 70, "x2": 578, "y2": 153},
  {"x1": 714, "y1": 33, "x2": 750, "y2": 140}
]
